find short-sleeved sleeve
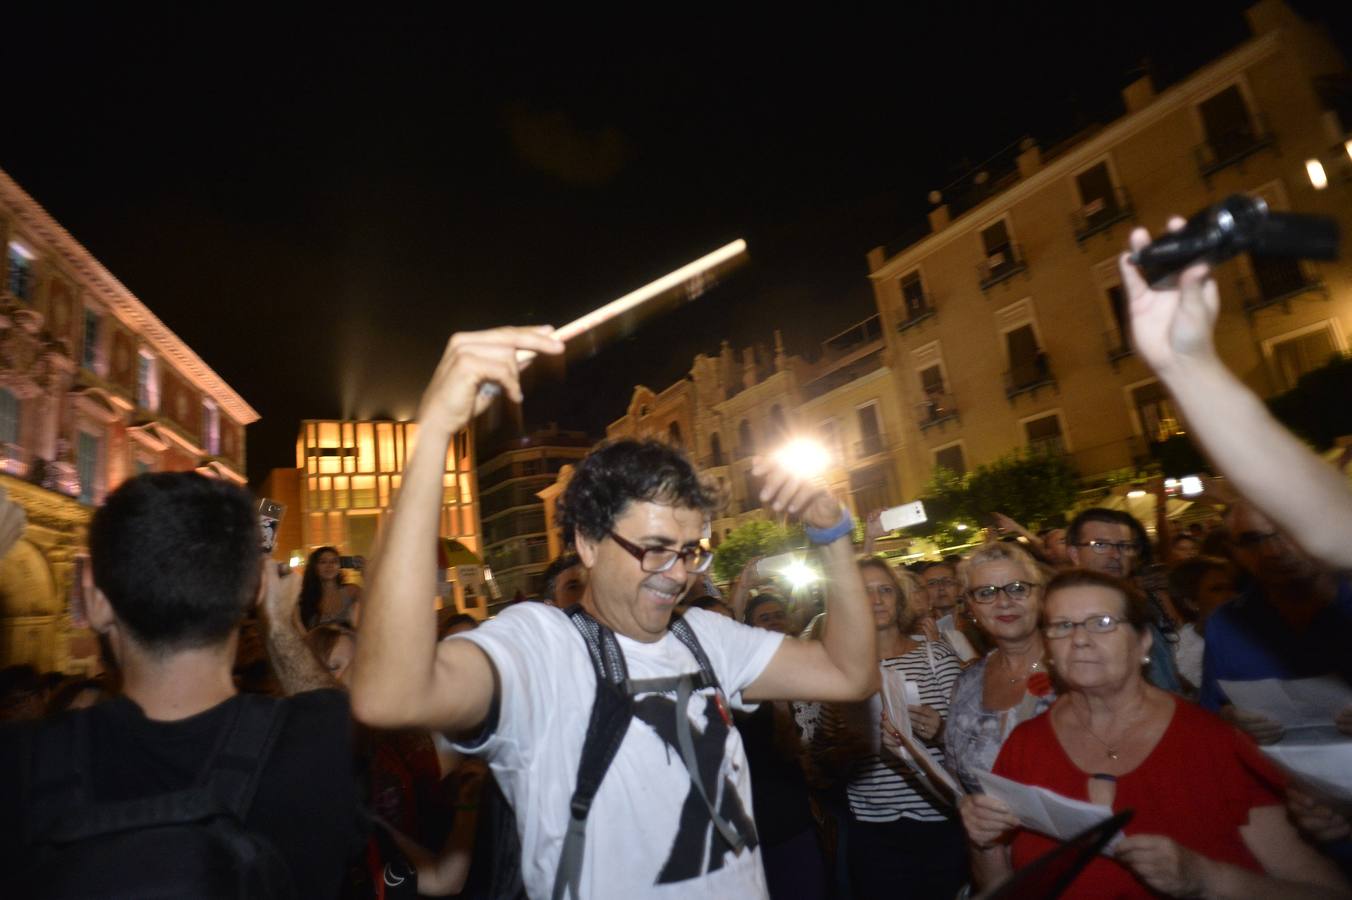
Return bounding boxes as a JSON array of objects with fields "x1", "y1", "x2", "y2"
[
  {"x1": 681, "y1": 607, "x2": 784, "y2": 709},
  {"x1": 448, "y1": 603, "x2": 563, "y2": 766}
]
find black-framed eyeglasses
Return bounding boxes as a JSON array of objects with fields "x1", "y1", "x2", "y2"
[
  {"x1": 925, "y1": 577, "x2": 958, "y2": 589},
  {"x1": 1043, "y1": 615, "x2": 1128, "y2": 640},
  {"x1": 967, "y1": 581, "x2": 1039, "y2": 604},
  {"x1": 1075, "y1": 540, "x2": 1140, "y2": 556},
  {"x1": 608, "y1": 531, "x2": 713, "y2": 574}
]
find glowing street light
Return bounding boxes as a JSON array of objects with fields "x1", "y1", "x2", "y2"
[
  {"x1": 1306, "y1": 159, "x2": 1329, "y2": 191},
  {"x1": 772, "y1": 437, "x2": 832, "y2": 479},
  {"x1": 780, "y1": 559, "x2": 820, "y2": 590}
]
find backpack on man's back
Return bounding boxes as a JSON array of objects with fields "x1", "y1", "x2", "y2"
[{"x1": 21, "y1": 693, "x2": 295, "y2": 899}]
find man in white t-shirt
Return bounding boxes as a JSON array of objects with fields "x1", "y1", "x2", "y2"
[{"x1": 351, "y1": 327, "x2": 879, "y2": 899}]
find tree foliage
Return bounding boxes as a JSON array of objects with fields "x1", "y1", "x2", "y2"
[
  {"x1": 912, "y1": 450, "x2": 1079, "y2": 547},
  {"x1": 712, "y1": 519, "x2": 803, "y2": 582}
]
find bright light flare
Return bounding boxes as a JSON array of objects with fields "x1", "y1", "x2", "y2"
[
  {"x1": 780, "y1": 559, "x2": 820, "y2": 589},
  {"x1": 1307, "y1": 159, "x2": 1329, "y2": 191},
  {"x1": 1180, "y1": 475, "x2": 1203, "y2": 497},
  {"x1": 772, "y1": 438, "x2": 831, "y2": 479},
  {"x1": 1345, "y1": 139, "x2": 1352, "y2": 163},
  {"x1": 1127, "y1": 490, "x2": 1147, "y2": 499}
]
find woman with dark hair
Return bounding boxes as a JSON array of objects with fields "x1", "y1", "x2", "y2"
[
  {"x1": 962, "y1": 569, "x2": 1346, "y2": 897},
  {"x1": 299, "y1": 546, "x2": 362, "y2": 630}
]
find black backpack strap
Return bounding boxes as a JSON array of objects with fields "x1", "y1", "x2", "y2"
[
  {"x1": 668, "y1": 613, "x2": 721, "y2": 692},
  {"x1": 205, "y1": 693, "x2": 288, "y2": 820},
  {"x1": 553, "y1": 608, "x2": 635, "y2": 900}
]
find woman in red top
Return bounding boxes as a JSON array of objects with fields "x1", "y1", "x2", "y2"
[{"x1": 960, "y1": 569, "x2": 1347, "y2": 897}]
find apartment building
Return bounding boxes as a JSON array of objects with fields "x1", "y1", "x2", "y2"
[{"x1": 867, "y1": 0, "x2": 1351, "y2": 491}]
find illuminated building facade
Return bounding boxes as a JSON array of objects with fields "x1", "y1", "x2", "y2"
[
  {"x1": 606, "y1": 320, "x2": 909, "y2": 546},
  {"x1": 867, "y1": 0, "x2": 1352, "y2": 491},
  {"x1": 478, "y1": 427, "x2": 591, "y2": 608},
  {"x1": 0, "y1": 166, "x2": 257, "y2": 672},
  {"x1": 275, "y1": 419, "x2": 484, "y2": 614}
]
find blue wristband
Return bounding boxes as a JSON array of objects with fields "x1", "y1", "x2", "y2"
[{"x1": 805, "y1": 507, "x2": 854, "y2": 545}]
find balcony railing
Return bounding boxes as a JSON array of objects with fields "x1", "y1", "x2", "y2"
[
  {"x1": 1238, "y1": 263, "x2": 1328, "y2": 316},
  {"x1": 977, "y1": 242, "x2": 1027, "y2": 291},
  {"x1": 1072, "y1": 187, "x2": 1135, "y2": 243},
  {"x1": 1004, "y1": 355, "x2": 1056, "y2": 401},
  {"x1": 917, "y1": 395, "x2": 959, "y2": 432},
  {"x1": 1194, "y1": 114, "x2": 1277, "y2": 182},
  {"x1": 1105, "y1": 329, "x2": 1133, "y2": 365},
  {"x1": 897, "y1": 303, "x2": 937, "y2": 334},
  {"x1": 855, "y1": 432, "x2": 887, "y2": 459},
  {"x1": 1027, "y1": 436, "x2": 1066, "y2": 457}
]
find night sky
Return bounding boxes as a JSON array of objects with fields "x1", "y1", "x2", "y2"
[{"x1": 5, "y1": 3, "x2": 1348, "y2": 483}]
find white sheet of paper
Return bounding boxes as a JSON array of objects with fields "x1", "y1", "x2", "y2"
[
  {"x1": 976, "y1": 770, "x2": 1124, "y2": 854},
  {"x1": 880, "y1": 668, "x2": 919, "y2": 745},
  {"x1": 1263, "y1": 733, "x2": 1352, "y2": 804},
  {"x1": 1219, "y1": 676, "x2": 1352, "y2": 730}
]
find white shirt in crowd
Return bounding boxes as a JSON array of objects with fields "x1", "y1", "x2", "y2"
[{"x1": 453, "y1": 602, "x2": 784, "y2": 899}]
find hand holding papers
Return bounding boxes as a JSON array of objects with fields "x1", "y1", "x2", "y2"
[
  {"x1": 880, "y1": 669, "x2": 965, "y2": 804},
  {"x1": 1218, "y1": 676, "x2": 1352, "y2": 732},
  {"x1": 976, "y1": 770, "x2": 1124, "y2": 855}
]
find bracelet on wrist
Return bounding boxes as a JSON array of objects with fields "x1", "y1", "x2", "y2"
[{"x1": 805, "y1": 506, "x2": 854, "y2": 545}]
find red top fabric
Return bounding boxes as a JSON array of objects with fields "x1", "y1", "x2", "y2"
[{"x1": 992, "y1": 696, "x2": 1286, "y2": 898}]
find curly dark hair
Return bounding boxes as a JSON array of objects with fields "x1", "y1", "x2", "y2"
[{"x1": 558, "y1": 439, "x2": 721, "y2": 544}]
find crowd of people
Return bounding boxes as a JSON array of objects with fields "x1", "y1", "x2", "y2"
[{"x1": 0, "y1": 223, "x2": 1350, "y2": 899}]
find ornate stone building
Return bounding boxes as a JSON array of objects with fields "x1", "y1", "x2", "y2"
[{"x1": 0, "y1": 167, "x2": 257, "y2": 673}]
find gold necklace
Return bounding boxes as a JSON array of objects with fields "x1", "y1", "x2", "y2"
[
  {"x1": 1068, "y1": 700, "x2": 1122, "y2": 760},
  {"x1": 997, "y1": 649, "x2": 1042, "y2": 686}
]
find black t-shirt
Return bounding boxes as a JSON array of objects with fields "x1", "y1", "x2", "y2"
[{"x1": 1, "y1": 689, "x2": 362, "y2": 899}]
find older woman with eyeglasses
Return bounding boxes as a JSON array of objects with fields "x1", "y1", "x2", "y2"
[
  {"x1": 943, "y1": 542, "x2": 1055, "y2": 795},
  {"x1": 961, "y1": 569, "x2": 1347, "y2": 897}
]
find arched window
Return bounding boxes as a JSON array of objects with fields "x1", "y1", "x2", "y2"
[
  {"x1": 710, "y1": 433, "x2": 724, "y2": 466},
  {"x1": 667, "y1": 422, "x2": 683, "y2": 448},
  {"x1": 738, "y1": 420, "x2": 754, "y2": 457}
]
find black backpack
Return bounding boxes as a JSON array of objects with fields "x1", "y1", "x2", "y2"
[{"x1": 21, "y1": 693, "x2": 296, "y2": 900}]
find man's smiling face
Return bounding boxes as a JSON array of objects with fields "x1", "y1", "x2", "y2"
[{"x1": 578, "y1": 500, "x2": 706, "y2": 643}]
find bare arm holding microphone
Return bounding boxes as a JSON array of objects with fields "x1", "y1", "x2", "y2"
[
  {"x1": 350, "y1": 326, "x2": 564, "y2": 733},
  {"x1": 1120, "y1": 222, "x2": 1352, "y2": 571}
]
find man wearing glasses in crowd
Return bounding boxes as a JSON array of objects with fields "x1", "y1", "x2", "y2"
[
  {"x1": 1065, "y1": 508, "x2": 1183, "y2": 693},
  {"x1": 351, "y1": 327, "x2": 878, "y2": 899}
]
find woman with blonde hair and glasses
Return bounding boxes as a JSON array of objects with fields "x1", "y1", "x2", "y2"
[
  {"x1": 961, "y1": 569, "x2": 1347, "y2": 897},
  {"x1": 944, "y1": 541, "x2": 1056, "y2": 795}
]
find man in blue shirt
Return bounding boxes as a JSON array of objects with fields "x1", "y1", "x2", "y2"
[{"x1": 1200, "y1": 502, "x2": 1352, "y2": 741}]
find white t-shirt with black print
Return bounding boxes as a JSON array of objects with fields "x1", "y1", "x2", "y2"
[{"x1": 452, "y1": 602, "x2": 784, "y2": 899}]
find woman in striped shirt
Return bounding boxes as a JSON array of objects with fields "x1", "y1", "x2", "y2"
[{"x1": 810, "y1": 559, "x2": 966, "y2": 899}]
